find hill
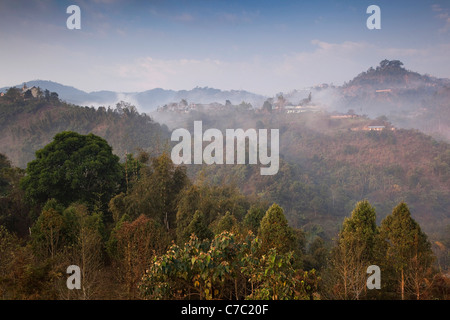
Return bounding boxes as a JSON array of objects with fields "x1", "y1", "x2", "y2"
[
  {"x1": 0, "y1": 81, "x2": 266, "y2": 113},
  {"x1": 162, "y1": 107, "x2": 450, "y2": 240},
  {"x1": 336, "y1": 60, "x2": 450, "y2": 141},
  {"x1": 278, "y1": 60, "x2": 450, "y2": 142},
  {"x1": 0, "y1": 90, "x2": 168, "y2": 168}
]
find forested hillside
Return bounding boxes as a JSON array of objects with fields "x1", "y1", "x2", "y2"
[
  {"x1": 0, "y1": 87, "x2": 449, "y2": 300},
  {"x1": 165, "y1": 108, "x2": 450, "y2": 240},
  {"x1": 337, "y1": 60, "x2": 450, "y2": 141},
  {"x1": 0, "y1": 87, "x2": 169, "y2": 168}
]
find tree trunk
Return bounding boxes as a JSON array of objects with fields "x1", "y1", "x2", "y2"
[{"x1": 401, "y1": 268, "x2": 405, "y2": 300}]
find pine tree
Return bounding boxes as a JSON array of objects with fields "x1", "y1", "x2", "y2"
[
  {"x1": 324, "y1": 200, "x2": 378, "y2": 299},
  {"x1": 340, "y1": 200, "x2": 378, "y2": 262},
  {"x1": 379, "y1": 202, "x2": 434, "y2": 300},
  {"x1": 258, "y1": 203, "x2": 296, "y2": 254}
]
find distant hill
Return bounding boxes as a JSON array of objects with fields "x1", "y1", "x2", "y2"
[
  {"x1": 342, "y1": 59, "x2": 447, "y2": 90},
  {"x1": 337, "y1": 61, "x2": 450, "y2": 141},
  {"x1": 278, "y1": 60, "x2": 450, "y2": 142},
  {"x1": 0, "y1": 81, "x2": 266, "y2": 113}
]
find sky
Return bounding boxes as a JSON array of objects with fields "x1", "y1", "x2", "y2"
[{"x1": 0, "y1": 0, "x2": 449, "y2": 96}]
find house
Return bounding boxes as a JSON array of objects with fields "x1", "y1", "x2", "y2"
[
  {"x1": 367, "y1": 125, "x2": 385, "y2": 131},
  {"x1": 330, "y1": 114, "x2": 358, "y2": 119},
  {"x1": 22, "y1": 83, "x2": 39, "y2": 98}
]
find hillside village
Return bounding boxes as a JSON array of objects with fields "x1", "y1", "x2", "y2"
[{"x1": 155, "y1": 92, "x2": 393, "y2": 132}]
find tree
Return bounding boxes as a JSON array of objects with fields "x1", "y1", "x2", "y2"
[
  {"x1": 186, "y1": 211, "x2": 213, "y2": 241},
  {"x1": 61, "y1": 204, "x2": 104, "y2": 300},
  {"x1": 0, "y1": 153, "x2": 11, "y2": 195},
  {"x1": 31, "y1": 207, "x2": 64, "y2": 259},
  {"x1": 4, "y1": 87, "x2": 22, "y2": 103},
  {"x1": 379, "y1": 202, "x2": 434, "y2": 300},
  {"x1": 340, "y1": 200, "x2": 378, "y2": 262},
  {"x1": 44, "y1": 89, "x2": 50, "y2": 101},
  {"x1": 324, "y1": 200, "x2": 378, "y2": 300},
  {"x1": 262, "y1": 99, "x2": 273, "y2": 113},
  {"x1": 0, "y1": 225, "x2": 20, "y2": 297},
  {"x1": 50, "y1": 92, "x2": 59, "y2": 103},
  {"x1": 20, "y1": 131, "x2": 123, "y2": 211},
  {"x1": 303, "y1": 237, "x2": 328, "y2": 271},
  {"x1": 123, "y1": 152, "x2": 189, "y2": 231},
  {"x1": 0, "y1": 154, "x2": 32, "y2": 236},
  {"x1": 176, "y1": 185, "x2": 201, "y2": 243},
  {"x1": 258, "y1": 203, "x2": 296, "y2": 254},
  {"x1": 108, "y1": 214, "x2": 169, "y2": 298},
  {"x1": 140, "y1": 231, "x2": 314, "y2": 300},
  {"x1": 324, "y1": 237, "x2": 367, "y2": 300},
  {"x1": 23, "y1": 89, "x2": 33, "y2": 100},
  {"x1": 140, "y1": 232, "x2": 246, "y2": 300},
  {"x1": 243, "y1": 205, "x2": 265, "y2": 234},
  {"x1": 214, "y1": 211, "x2": 238, "y2": 234}
]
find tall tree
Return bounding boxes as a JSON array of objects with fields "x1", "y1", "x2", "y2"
[
  {"x1": 108, "y1": 214, "x2": 169, "y2": 299},
  {"x1": 62, "y1": 204, "x2": 104, "y2": 300},
  {"x1": 379, "y1": 202, "x2": 434, "y2": 300},
  {"x1": 258, "y1": 203, "x2": 296, "y2": 254},
  {"x1": 340, "y1": 200, "x2": 378, "y2": 262},
  {"x1": 324, "y1": 200, "x2": 378, "y2": 300},
  {"x1": 124, "y1": 152, "x2": 189, "y2": 231}
]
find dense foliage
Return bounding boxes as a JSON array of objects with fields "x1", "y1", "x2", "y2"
[{"x1": 0, "y1": 89, "x2": 448, "y2": 300}]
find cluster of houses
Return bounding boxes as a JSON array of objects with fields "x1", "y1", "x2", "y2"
[
  {"x1": 330, "y1": 113, "x2": 395, "y2": 132},
  {"x1": 156, "y1": 101, "x2": 235, "y2": 113},
  {"x1": 0, "y1": 83, "x2": 40, "y2": 98},
  {"x1": 279, "y1": 104, "x2": 322, "y2": 114}
]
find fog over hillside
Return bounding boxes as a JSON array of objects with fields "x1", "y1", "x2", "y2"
[{"x1": 2, "y1": 60, "x2": 450, "y2": 141}]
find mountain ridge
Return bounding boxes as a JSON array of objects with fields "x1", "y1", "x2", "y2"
[{"x1": 0, "y1": 80, "x2": 266, "y2": 113}]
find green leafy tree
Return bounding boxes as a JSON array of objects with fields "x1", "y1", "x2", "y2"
[
  {"x1": 20, "y1": 131, "x2": 123, "y2": 211},
  {"x1": 31, "y1": 207, "x2": 64, "y2": 259},
  {"x1": 324, "y1": 200, "x2": 378, "y2": 300},
  {"x1": 243, "y1": 205, "x2": 265, "y2": 234},
  {"x1": 140, "y1": 232, "x2": 245, "y2": 300},
  {"x1": 303, "y1": 237, "x2": 328, "y2": 271},
  {"x1": 258, "y1": 203, "x2": 296, "y2": 254},
  {"x1": 4, "y1": 87, "x2": 22, "y2": 103},
  {"x1": 213, "y1": 211, "x2": 238, "y2": 234},
  {"x1": 379, "y1": 202, "x2": 435, "y2": 300},
  {"x1": 245, "y1": 248, "x2": 297, "y2": 300},
  {"x1": 124, "y1": 152, "x2": 188, "y2": 231},
  {"x1": 61, "y1": 204, "x2": 104, "y2": 300},
  {"x1": 340, "y1": 200, "x2": 378, "y2": 262},
  {"x1": 0, "y1": 153, "x2": 12, "y2": 196},
  {"x1": 176, "y1": 185, "x2": 201, "y2": 243},
  {"x1": 186, "y1": 211, "x2": 214, "y2": 241}
]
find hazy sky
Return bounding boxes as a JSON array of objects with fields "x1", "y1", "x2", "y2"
[{"x1": 1, "y1": 0, "x2": 449, "y2": 95}]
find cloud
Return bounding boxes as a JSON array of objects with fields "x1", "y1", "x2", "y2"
[
  {"x1": 432, "y1": 3, "x2": 450, "y2": 33},
  {"x1": 100, "y1": 41, "x2": 397, "y2": 94},
  {"x1": 101, "y1": 38, "x2": 450, "y2": 96},
  {"x1": 432, "y1": 4, "x2": 443, "y2": 12}
]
